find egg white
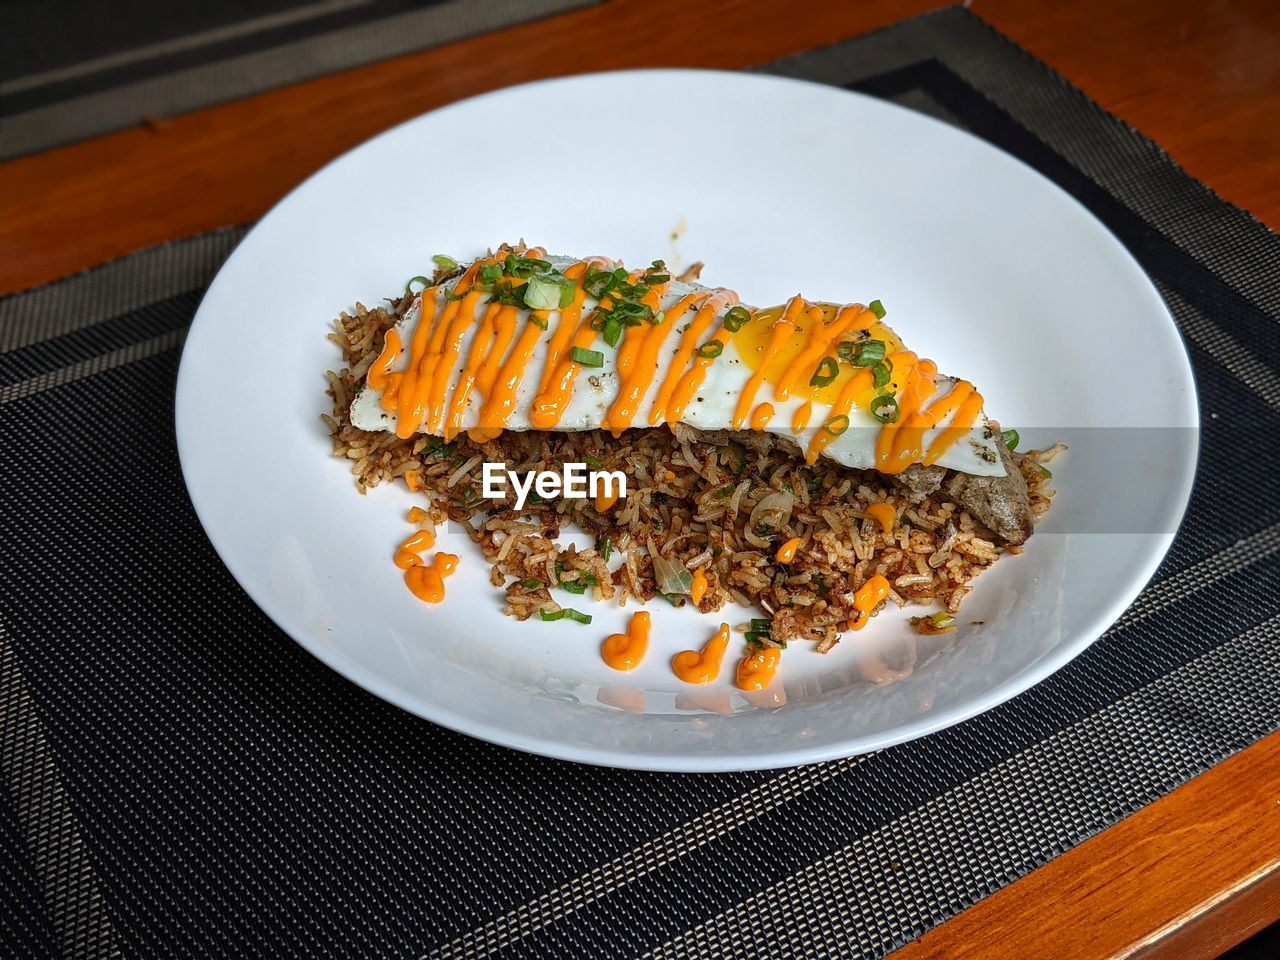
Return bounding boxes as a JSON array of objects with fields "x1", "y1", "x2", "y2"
[{"x1": 349, "y1": 256, "x2": 1005, "y2": 477}]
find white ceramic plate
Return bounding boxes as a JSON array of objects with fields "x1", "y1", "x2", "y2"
[{"x1": 176, "y1": 69, "x2": 1197, "y2": 772}]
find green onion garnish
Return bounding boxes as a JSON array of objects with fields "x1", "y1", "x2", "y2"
[
  {"x1": 1033, "y1": 462, "x2": 1053, "y2": 479},
  {"x1": 809, "y1": 356, "x2": 839, "y2": 387},
  {"x1": 869, "y1": 299, "x2": 886, "y2": 319},
  {"x1": 722, "y1": 306, "x2": 752, "y2": 333},
  {"x1": 584, "y1": 454, "x2": 603, "y2": 468},
  {"x1": 823, "y1": 414, "x2": 850, "y2": 437},
  {"x1": 524, "y1": 273, "x2": 566, "y2": 311},
  {"x1": 431, "y1": 254, "x2": 458, "y2": 272},
  {"x1": 870, "y1": 394, "x2": 899, "y2": 424},
  {"x1": 602, "y1": 317, "x2": 623, "y2": 348},
  {"x1": 505, "y1": 254, "x2": 553, "y2": 279},
  {"x1": 520, "y1": 578, "x2": 541, "y2": 589},
  {"x1": 406, "y1": 275, "x2": 431, "y2": 294},
  {"x1": 479, "y1": 263, "x2": 503, "y2": 282},
  {"x1": 540, "y1": 608, "x2": 592, "y2": 624},
  {"x1": 1002, "y1": 428, "x2": 1019, "y2": 451},
  {"x1": 839, "y1": 339, "x2": 886, "y2": 366},
  {"x1": 697, "y1": 340, "x2": 724, "y2": 359},
  {"x1": 600, "y1": 536, "x2": 613, "y2": 562},
  {"x1": 750, "y1": 618, "x2": 772, "y2": 633},
  {"x1": 871, "y1": 360, "x2": 893, "y2": 391},
  {"x1": 569, "y1": 346, "x2": 604, "y2": 368},
  {"x1": 559, "y1": 580, "x2": 588, "y2": 595}
]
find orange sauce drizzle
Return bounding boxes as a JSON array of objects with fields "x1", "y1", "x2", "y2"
[
  {"x1": 848, "y1": 574, "x2": 891, "y2": 631},
  {"x1": 602, "y1": 611, "x2": 650, "y2": 671},
  {"x1": 367, "y1": 328, "x2": 403, "y2": 391},
  {"x1": 404, "y1": 552, "x2": 458, "y2": 603},
  {"x1": 732, "y1": 295, "x2": 803, "y2": 429},
  {"x1": 805, "y1": 365, "x2": 875, "y2": 464},
  {"x1": 603, "y1": 288, "x2": 693, "y2": 435},
  {"x1": 672, "y1": 623, "x2": 731, "y2": 684},
  {"x1": 792, "y1": 400, "x2": 812, "y2": 434},
  {"x1": 393, "y1": 528, "x2": 437, "y2": 568},
  {"x1": 921, "y1": 381, "x2": 985, "y2": 466},
  {"x1": 773, "y1": 303, "x2": 873, "y2": 401},
  {"x1": 536, "y1": 259, "x2": 604, "y2": 394},
  {"x1": 875, "y1": 357, "x2": 940, "y2": 474},
  {"x1": 750, "y1": 403, "x2": 775, "y2": 430},
  {"x1": 735, "y1": 645, "x2": 781, "y2": 691},
  {"x1": 529, "y1": 265, "x2": 618, "y2": 430},
  {"x1": 775, "y1": 537, "x2": 803, "y2": 564},
  {"x1": 663, "y1": 291, "x2": 739, "y2": 423},
  {"x1": 865, "y1": 502, "x2": 895, "y2": 534},
  {"x1": 690, "y1": 568, "x2": 708, "y2": 605}
]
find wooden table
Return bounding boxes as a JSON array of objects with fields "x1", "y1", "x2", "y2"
[{"x1": 3, "y1": 1, "x2": 1277, "y2": 956}]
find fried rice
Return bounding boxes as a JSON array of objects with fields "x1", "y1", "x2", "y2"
[{"x1": 325, "y1": 292, "x2": 1056, "y2": 652}]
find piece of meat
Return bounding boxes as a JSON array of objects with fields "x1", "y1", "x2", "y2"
[
  {"x1": 892, "y1": 463, "x2": 947, "y2": 504},
  {"x1": 944, "y1": 431, "x2": 1034, "y2": 544}
]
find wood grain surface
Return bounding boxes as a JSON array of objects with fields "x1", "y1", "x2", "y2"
[{"x1": 3, "y1": 1, "x2": 1278, "y2": 956}]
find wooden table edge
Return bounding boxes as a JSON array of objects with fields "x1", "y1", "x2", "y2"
[{"x1": 891, "y1": 728, "x2": 1280, "y2": 959}]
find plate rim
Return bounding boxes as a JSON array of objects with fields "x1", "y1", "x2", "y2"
[{"x1": 176, "y1": 67, "x2": 1200, "y2": 772}]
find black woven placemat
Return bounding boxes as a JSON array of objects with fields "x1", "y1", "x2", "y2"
[
  {"x1": 0, "y1": 0, "x2": 597, "y2": 160},
  {"x1": 3, "y1": 7, "x2": 1279, "y2": 958}
]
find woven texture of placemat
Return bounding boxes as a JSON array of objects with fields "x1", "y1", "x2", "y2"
[
  {"x1": 3, "y1": 7, "x2": 1279, "y2": 958},
  {"x1": 0, "y1": 0, "x2": 597, "y2": 161}
]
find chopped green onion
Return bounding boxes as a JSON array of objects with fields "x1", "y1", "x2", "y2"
[
  {"x1": 750, "y1": 618, "x2": 772, "y2": 633},
  {"x1": 839, "y1": 339, "x2": 886, "y2": 366},
  {"x1": 524, "y1": 273, "x2": 566, "y2": 311},
  {"x1": 650, "y1": 310, "x2": 665, "y2": 326},
  {"x1": 599, "y1": 536, "x2": 613, "y2": 562},
  {"x1": 809, "y1": 356, "x2": 839, "y2": 387},
  {"x1": 505, "y1": 254, "x2": 552, "y2": 279},
  {"x1": 559, "y1": 580, "x2": 588, "y2": 595},
  {"x1": 722, "y1": 305, "x2": 752, "y2": 333},
  {"x1": 569, "y1": 346, "x2": 604, "y2": 368},
  {"x1": 716, "y1": 483, "x2": 735, "y2": 498},
  {"x1": 823, "y1": 414, "x2": 850, "y2": 437},
  {"x1": 584, "y1": 454, "x2": 603, "y2": 468},
  {"x1": 406, "y1": 275, "x2": 431, "y2": 294},
  {"x1": 868, "y1": 299, "x2": 886, "y2": 319},
  {"x1": 871, "y1": 360, "x2": 893, "y2": 391},
  {"x1": 540, "y1": 608, "x2": 592, "y2": 624},
  {"x1": 479, "y1": 263, "x2": 503, "y2": 282},
  {"x1": 602, "y1": 317, "x2": 623, "y2": 347},
  {"x1": 1002, "y1": 428, "x2": 1019, "y2": 451},
  {"x1": 870, "y1": 394, "x2": 899, "y2": 424},
  {"x1": 659, "y1": 593, "x2": 686, "y2": 607},
  {"x1": 442, "y1": 289, "x2": 463, "y2": 302},
  {"x1": 520, "y1": 578, "x2": 542, "y2": 589},
  {"x1": 431, "y1": 254, "x2": 459, "y2": 272},
  {"x1": 910, "y1": 611, "x2": 956, "y2": 634},
  {"x1": 696, "y1": 340, "x2": 724, "y2": 359},
  {"x1": 1033, "y1": 461, "x2": 1053, "y2": 479}
]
